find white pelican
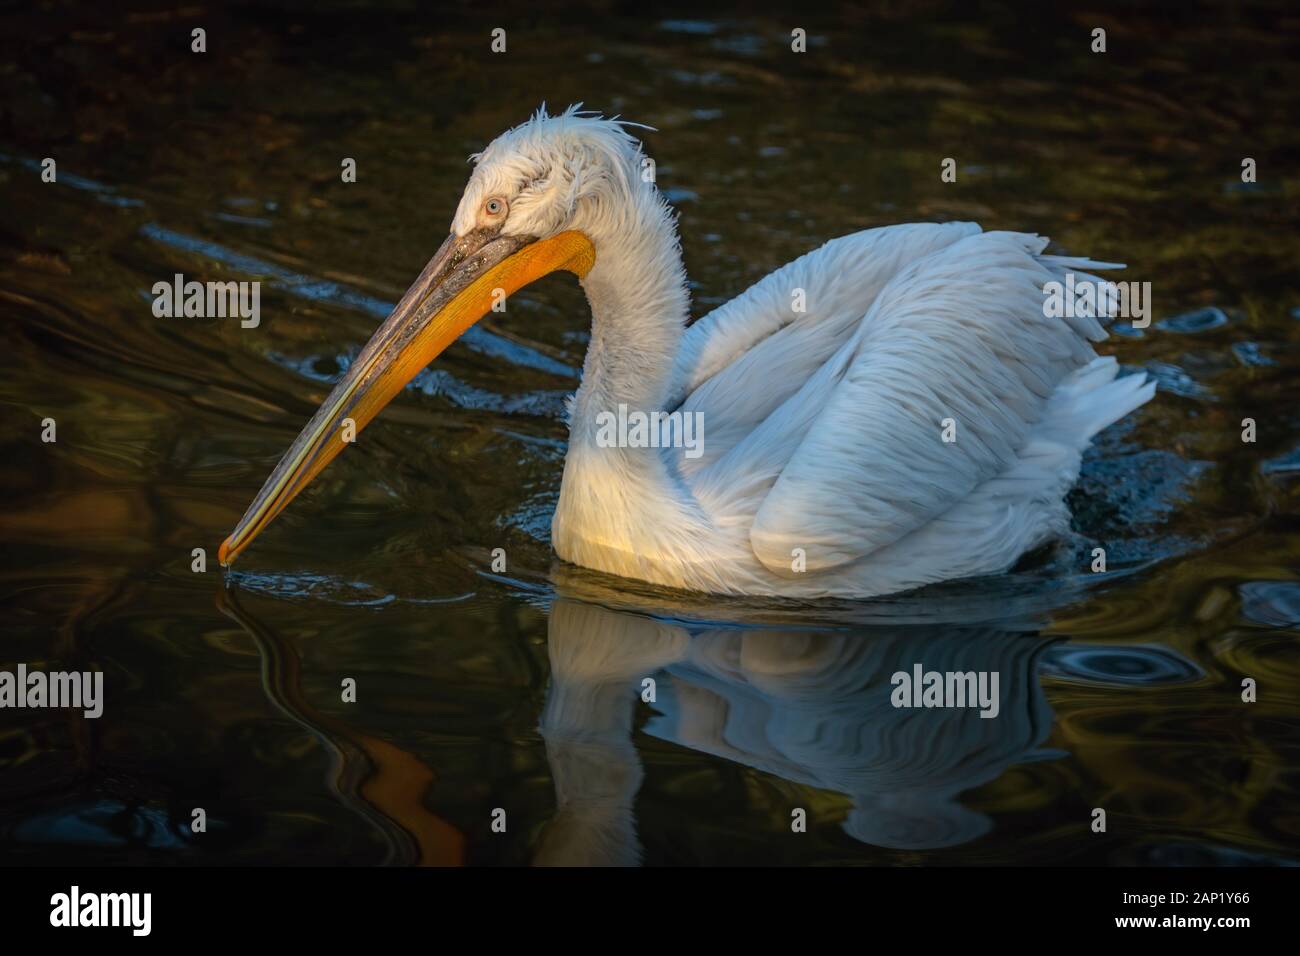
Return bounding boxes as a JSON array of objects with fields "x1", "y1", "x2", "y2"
[{"x1": 219, "y1": 105, "x2": 1155, "y2": 598}]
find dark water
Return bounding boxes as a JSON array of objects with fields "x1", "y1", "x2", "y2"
[{"x1": 1, "y1": 2, "x2": 1298, "y2": 865}]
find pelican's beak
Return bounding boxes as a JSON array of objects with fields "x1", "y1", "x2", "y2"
[{"x1": 218, "y1": 227, "x2": 595, "y2": 566}]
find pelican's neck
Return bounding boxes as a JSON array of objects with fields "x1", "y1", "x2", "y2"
[
  {"x1": 569, "y1": 200, "x2": 690, "y2": 446},
  {"x1": 552, "y1": 183, "x2": 711, "y2": 586}
]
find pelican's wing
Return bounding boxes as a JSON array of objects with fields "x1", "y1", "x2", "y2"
[
  {"x1": 678, "y1": 228, "x2": 1119, "y2": 576},
  {"x1": 668, "y1": 222, "x2": 981, "y2": 475}
]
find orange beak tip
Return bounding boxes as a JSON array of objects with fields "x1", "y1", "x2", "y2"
[{"x1": 217, "y1": 537, "x2": 233, "y2": 567}]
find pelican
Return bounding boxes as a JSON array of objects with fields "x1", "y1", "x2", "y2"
[{"x1": 219, "y1": 105, "x2": 1154, "y2": 598}]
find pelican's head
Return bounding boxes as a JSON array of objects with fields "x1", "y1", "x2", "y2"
[{"x1": 219, "y1": 105, "x2": 652, "y2": 565}]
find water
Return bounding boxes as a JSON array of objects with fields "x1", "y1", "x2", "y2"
[{"x1": 1, "y1": 2, "x2": 1298, "y2": 866}]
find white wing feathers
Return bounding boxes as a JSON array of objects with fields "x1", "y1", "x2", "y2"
[
  {"x1": 673, "y1": 224, "x2": 1131, "y2": 578},
  {"x1": 671, "y1": 222, "x2": 982, "y2": 401},
  {"x1": 669, "y1": 222, "x2": 981, "y2": 475}
]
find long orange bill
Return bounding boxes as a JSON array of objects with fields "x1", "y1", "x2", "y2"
[{"x1": 219, "y1": 228, "x2": 595, "y2": 566}]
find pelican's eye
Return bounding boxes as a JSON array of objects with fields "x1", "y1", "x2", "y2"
[{"x1": 484, "y1": 197, "x2": 508, "y2": 218}]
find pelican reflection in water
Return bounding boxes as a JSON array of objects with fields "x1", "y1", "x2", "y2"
[
  {"x1": 529, "y1": 571, "x2": 1077, "y2": 865},
  {"x1": 214, "y1": 566, "x2": 1200, "y2": 866}
]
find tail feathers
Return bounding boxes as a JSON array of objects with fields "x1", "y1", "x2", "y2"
[
  {"x1": 1038, "y1": 254, "x2": 1126, "y2": 272},
  {"x1": 1038, "y1": 356, "x2": 1156, "y2": 445}
]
